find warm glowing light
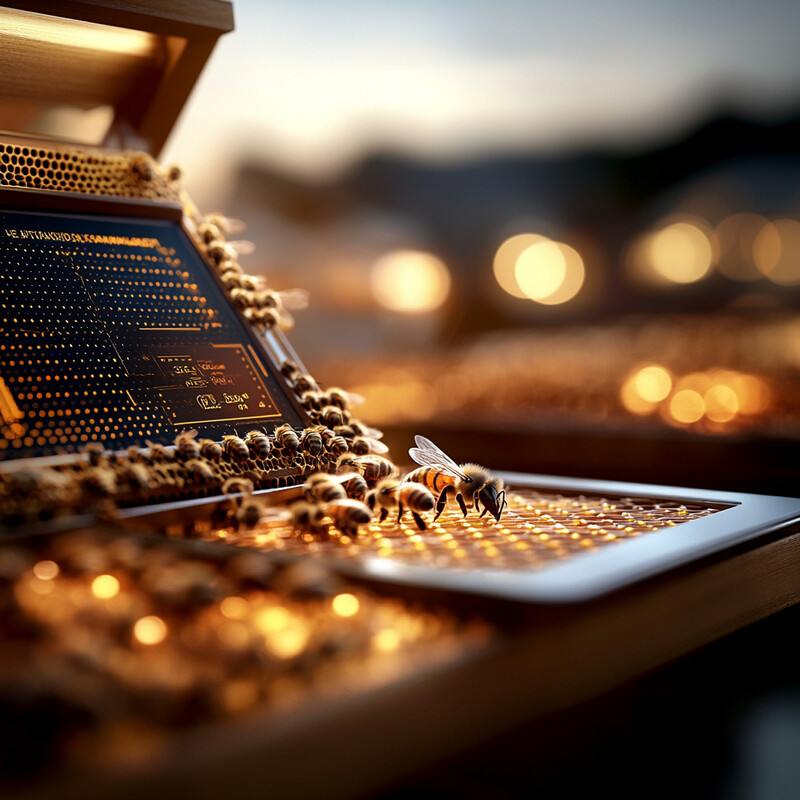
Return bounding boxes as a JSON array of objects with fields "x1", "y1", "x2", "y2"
[
  {"x1": 220, "y1": 595, "x2": 249, "y2": 620},
  {"x1": 712, "y1": 213, "x2": 767, "y2": 282},
  {"x1": 267, "y1": 626, "x2": 309, "y2": 659},
  {"x1": 753, "y1": 219, "x2": 800, "y2": 285},
  {"x1": 254, "y1": 606, "x2": 291, "y2": 634},
  {"x1": 648, "y1": 221, "x2": 713, "y2": 284},
  {"x1": 32, "y1": 560, "x2": 59, "y2": 581},
  {"x1": 513, "y1": 240, "x2": 586, "y2": 305},
  {"x1": 133, "y1": 615, "x2": 167, "y2": 645},
  {"x1": 515, "y1": 241, "x2": 566, "y2": 299},
  {"x1": 538, "y1": 242, "x2": 585, "y2": 304},
  {"x1": 332, "y1": 592, "x2": 360, "y2": 617},
  {"x1": 669, "y1": 389, "x2": 705, "y2": 424},
  {"x1": 494, "y1": 233, "x2": 548, "y2": 298},
  {"x1": 704, "y1": 384, "x2": 739, "y2": 423},
  {"x1": 731, "y1": 373, "x2": 771, "y2": 415},
  {"x1": 91, "y1": 574, "x2": 120, "y2": 599},
  {"x1": 373, "y1": 628, "x2": 401, "y2": 653},
  {"x1": 370, "y1": 250, "x2": 451, "y2": 313},
  {"x1": 634, "y1": 364, "x2": 672, "y2": 402},
  {"x1": 620, "y1": 364, "x2": 672, "y2": 415}
]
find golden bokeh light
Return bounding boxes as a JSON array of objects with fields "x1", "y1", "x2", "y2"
[
  {"x1": 515, "y1": 241, "x2": 566, "y2": 300},
  {"x1": 634, "y1": 364, "x2": 673, "y2": 402},
  {"x1": 133, "y1": 615, "x2": 167, "y2": 645},
  {"x1": 620, "y1": 362, "x2": 770, "y2": 429},
  {"x1": 619, "y1": 363, "x2": 673, "y2": 415},
  {"x1": 669, "y1": 389, "x2": 705, "y2": 424},
  {"x1": 493, "y1": 233, "x2": 548, "y2": 298},
  {"x1": 753, "y1": 218, "x2": 800, "y2": 285},
  {"x1": 332, "y1": 592, "x2": 360, "y2": 617},
  {"x1": 220, "y1": 595, "x2": 249, "y2": 620},
  {"x1": 704, "y1": 384, "x2": 739, "y2": 423},
  {"x1": 712, "y1": 213, "x2": 767, "y2": 282},
  {"x1": 370, "y1": 249, "x2": 451, "y2": 313},
  {"x1": 32, "y1": 560, "x2": 59, "y2": 581},
  {"x1": 648, "y1": 221, "x2": 713, "y2": 284},
  {"x1": 91, "y1": 574, "x2": 120, "y2": 599}
]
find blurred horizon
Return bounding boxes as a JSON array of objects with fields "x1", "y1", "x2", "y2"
[{"x1": 163, "y1": 0, "x2": 800, "y2": 210}]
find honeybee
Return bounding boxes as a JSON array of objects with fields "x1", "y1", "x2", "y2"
[
  {"x1": 130, "y1": 152, "x2": 154, "y2": 182},
  {"x1": 184, "y1": 458, "x2": 217, "y2": 486},
  {"x1": 281, "y1": 359, "x2": 301, "y2": 380},
  {"x1": 199, "y1": 439, "x2": 223, "y2": 461},
  {"x1": 202, "y1": 212, "x2": 246, "y2": 237},
  {"x1": 350, "y1": 435, "x2": 390, "y2": 456},
  {"x1": 320, "y1": 405, "x2": 348, "y2": 429},
  {"x1": 222, "y1": 434, "x2": 250, "y2": 461},
  {"x1": 303, "y1": 472, "x2": 347, "y2": 504},
  {"x1": 244, "y1": 307, "x2": 280, "y2": 328},
  {"x1": 146, "y1": 440, "x2": 176, "y2": 463},
  {"x1": 292, "y1": 373, "x2": 319, "y2": 395},
  {"x1": 339, "y1": 471, "x2": 368, "y2": 502},
  {"x1": 82, "y1": 441, "x2": 107, "y2": 467},
  {"x1": 325, "y1": 434, "x2": 349, "y2": 458},
  {"x1": 235, "y1": 496, "x2": 266, "y2": 529},
  {"x1": 219, "y1": 267, "x2": 244, "y2": 289},
  {"x1": 322, "y1": 498, "x2": 373, "y2": 537},
  {"x1": 324, "y1": 387, "x2": 364, "y2": 410},
  {"x1": 274, "y1": 424, "x2": 300, "y2": 454},
  {"x1": 290, "y1": 500, "x2": 328, "y2": 537},
  {"x1": 207, "y1": 240, "x2": 237, "y2": 266},
  {"x1": 365, "y1": 478, "x2": 435, "y2": 530},
  {"x1": 336, "y1": 453, "x2": 396, "y2": 486},
  {"x1": 405, "y1": 435, "x2": 507, "y2": 521},
  {"x1": 244, "y1": 429, "x2": 271, "y2": 460},
  {"x1": 221, "y1": 476, "x2": 254, "y2": 495},
  {"x1": 299, "y1": 426, "x2": 325, "y2": 457},
  {"x1": 118, "y1": 460, "x2": 151, "y2": 492},
  {"x1": 175, "y1": 429, "x2": 200, "y2": 461},
  {"x1": 299, "y1": 390, "x2": 326, "y2": 412},
  {"x1": 229, "y1": 286, "x2": 254, "y2": 310},
  {"x1": 252, "y1": 288, "x2": 309, "y2": 331}
]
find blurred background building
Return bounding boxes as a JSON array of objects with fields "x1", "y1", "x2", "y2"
[{"x1": 35, "y1": 0, "x2": 800, "y2": 493}]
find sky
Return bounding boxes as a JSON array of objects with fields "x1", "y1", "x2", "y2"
[{"x1": 161, "y1": 0, "x2": 800, "y2": 210}]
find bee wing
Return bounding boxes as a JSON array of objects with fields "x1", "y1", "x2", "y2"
[
  {"x1": 278, "y1": 288, "x2": 310, "y2": 310},
  {"x1": 206, "y1": 213, "x2": 246, "y2": 235},
  {"x1": 364, "y1": 437, "x2": 389, "y2": 454},
  {"x1": 228, "y1": 239, "x2": 255, "y2": 255},
  {"x1": 409, "y1": 435, "x2": 469, "y2": 480},
  {"x1": 278, "y1": 308, "x2": 295, "y2": 331}
]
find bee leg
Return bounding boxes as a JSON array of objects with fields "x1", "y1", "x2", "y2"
[
  {"x1": 396, "y1": 502, "x2": 405, "y2": 524},
  {"x1": 433, "y1": 486, "x2": 452, "y2": 520},
  {"x1": 411, "y1": 511, "x2": 427, "y2": 531},
  {"x1": 379, "y1": 507, "x2": 388, "y2": 522},
  {"x1": 455, "y1": 493, "x2": 468, "y2": 517}
]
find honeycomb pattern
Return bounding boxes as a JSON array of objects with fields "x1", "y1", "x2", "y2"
[
  {"x1": 0, "y1": 140, "x2": 180, "y2": 203},
  {"x1": 203, "y1": 487, "x2": 723, "y2": 572}
]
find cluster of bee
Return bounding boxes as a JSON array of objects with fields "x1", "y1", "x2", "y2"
[
  {"x1": 228, "y1": 436, "x2": 506, "y2": 541},
  {"x1": 192, "y1": 211, "x2": 308, "y2": 332},
  {"x1": 0, "y1": 422, "x2": 372, "y2": 527}
]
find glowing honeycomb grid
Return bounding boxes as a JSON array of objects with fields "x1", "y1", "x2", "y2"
[{"x1": 209, "y1": 487, "x2": 723, "y2": 571}]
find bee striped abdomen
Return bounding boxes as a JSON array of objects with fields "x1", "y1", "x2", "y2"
[{"x1": 405, "y1": 467, "x2": 454, "y2": 494}]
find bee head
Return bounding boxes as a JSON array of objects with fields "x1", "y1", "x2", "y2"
[{"x1": 478, "y1": 480, "x2": 506, "y2": 521}]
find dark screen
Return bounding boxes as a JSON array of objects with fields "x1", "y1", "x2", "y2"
[{"x1": 0, "y1": 207, "x2": 303, "y2": 459}]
